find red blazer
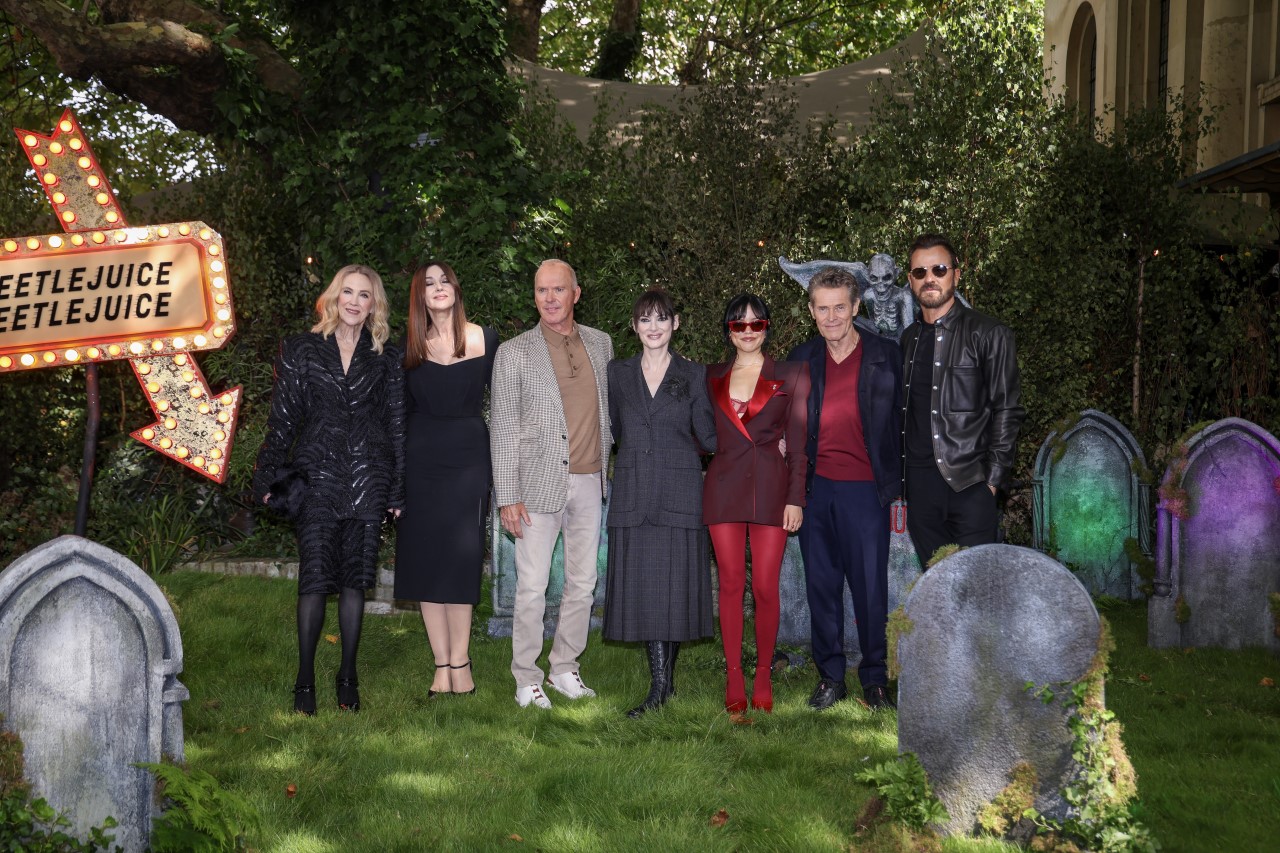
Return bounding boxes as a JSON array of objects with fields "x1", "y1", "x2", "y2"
[{"x1": 703, "y1": 356, "x2": 811, "y2": 526}]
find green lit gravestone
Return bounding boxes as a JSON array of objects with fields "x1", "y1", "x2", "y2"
[
  {"x1": 1032, "y1": 410, "x2": 1151, "y2": 599},
  {"x1": 1150, "y1": 417, "x2": 1280, "y2": 651}
]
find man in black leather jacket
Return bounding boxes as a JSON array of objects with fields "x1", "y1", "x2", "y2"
[{"x1": 900, "y1": 234, "x2": 1024, "y2": 569}]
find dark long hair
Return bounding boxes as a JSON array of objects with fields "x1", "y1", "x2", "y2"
[{"x1": 404, "y1": 261, "x2": 468, "y2": 369}]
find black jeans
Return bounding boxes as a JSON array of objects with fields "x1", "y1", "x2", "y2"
[{"x1": 905, "y1": 464, "x2": 997, "y2": 569}]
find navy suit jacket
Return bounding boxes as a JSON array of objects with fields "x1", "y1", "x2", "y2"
[{"x1": 787, "y1": 331, "x2": 903, "y2": 507}]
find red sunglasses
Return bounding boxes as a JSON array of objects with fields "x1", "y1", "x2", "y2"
[{"x1": 728, "y1": 319, "x2": 769, "y2": 333}]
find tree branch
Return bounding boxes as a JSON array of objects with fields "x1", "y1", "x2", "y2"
[{"x1": 1, "y1": 0, "x2": 301, "y2": 134}]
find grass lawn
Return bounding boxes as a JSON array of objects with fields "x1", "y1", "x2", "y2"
[{"x1": 161, "y1": 571, "x2": 1279, "y2": 852}]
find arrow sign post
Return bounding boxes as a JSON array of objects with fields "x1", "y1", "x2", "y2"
[{"x1": 1, "y1": 111, "x2": 241, "y2": 532}]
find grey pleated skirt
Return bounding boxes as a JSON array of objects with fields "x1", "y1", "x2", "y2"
[{"x1": 602, "y1": 524, "x2": 715, "y2": 642}]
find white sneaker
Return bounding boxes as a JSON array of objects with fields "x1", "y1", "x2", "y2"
[
  {"x1": 515, "y1": 684, "x2": 552, "y2": 709},
  {"x1": 548, "y1": 670, "x2": 597, "y2": 699}
]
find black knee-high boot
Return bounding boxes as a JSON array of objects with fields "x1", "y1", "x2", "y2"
[{"x1": 626, "y1": 641, "x2": 671, "y2": 719}]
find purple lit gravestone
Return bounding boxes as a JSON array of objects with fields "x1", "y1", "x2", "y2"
[
  {"x1": 1032, "y1": 410, "x2": 1153, "y2": 599},
  {"x1": 1149, "y1": 418, "x2": 1280, "y2": 652},
  {"x1": 0, "y1": 536, "x2": 188, "y2": 853},
  {"x1": 896, "y1": 545, "x2": 1136, "y2": 838},
  {"x1": 487, "y1": 488, "x2": 611, "y2": 637},
  {"x1": 777, "y1": 501, "x2": 922, "y2": 663}
]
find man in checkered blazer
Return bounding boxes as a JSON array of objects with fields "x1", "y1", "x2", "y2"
[{"x1": 491, "y1": 259, "x2": 613, "y2": 709}]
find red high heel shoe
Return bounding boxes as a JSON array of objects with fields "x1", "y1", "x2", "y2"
[
  {"x1": 725, "y1": 667, "x2": 747, "y2": 713},
  {"x1": 751, "y1": 667, "x2": 773, "y2": 713}
]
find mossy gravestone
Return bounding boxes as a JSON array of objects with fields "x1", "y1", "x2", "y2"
[
  {"x1": 897, "y1": 545, "x2": 1100, "y2": 836},
  {"x1": 1032, "y1": 410, "x2": 1152, "y2": 599},
  {"x1": 0, "y1": 535, "x2": 188, "y2": 852},
  {"x1": 1150, "y1": 417, "x2": 1280, "y2": 652}
]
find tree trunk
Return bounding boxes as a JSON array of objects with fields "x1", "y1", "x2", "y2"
[
  {"x1": 507, "y1": 0, "x2": 547, "y2": 63},
  {"x1": 590, "y1": 0, "x2": 642, "y2": 80}
]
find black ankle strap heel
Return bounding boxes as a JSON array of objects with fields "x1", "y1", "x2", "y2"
[{"x1": 336, "y1": 678, "x2": 360, "y2": 712}]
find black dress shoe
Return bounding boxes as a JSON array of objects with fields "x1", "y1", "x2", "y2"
[
  {"x1": 863, "y1": 684, "x2": 897, "y2": 711},
  {"x1": 807, "y1": 679, "x2": 848, "y2": 710}
]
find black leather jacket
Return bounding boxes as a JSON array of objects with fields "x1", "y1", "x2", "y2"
[{"x1": 900, "y1": 301, "x2": 1024, "y2": 492}]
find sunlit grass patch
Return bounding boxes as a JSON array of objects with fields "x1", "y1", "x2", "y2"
[{"x1": 160, "y1": 571, "x2": 1278, "y2": 851}]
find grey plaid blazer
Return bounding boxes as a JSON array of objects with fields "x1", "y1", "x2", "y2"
[
  {"x1": 490, "y1": 323, "x2": 613, "y2": 514},
  {"x1": 605, "y1": 353, "x2": 716, "y2": 529}
]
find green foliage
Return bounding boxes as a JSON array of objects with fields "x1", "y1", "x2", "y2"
[
  {"x1": 539, "y1": 0, "x2": 945, "y2": 84},
  {"x1": 1022, "y1": 618, "x2": 1154, "y2": 852},
  {"x1": 1123, "y1": 538, "x2": 1156, "y2": 596},
  {"x1": 1027, "y1": 701, "x2": 1156, "y2": 853},
  {"x1": 1174, "y1": 594, "x2": 1191, "y2": 625},
  {"x1": 1046, "y1": 413, "x2": 1082, "y2": 467},
  {"x1": 926, "y1": 543, "x2": 962, "y2": 567},
  {"x1": 855, "y1": 0, "x2": 1050, "y2": 293},
  {"x1": 856, "y1": 752, "x2": 950, "y2": 830},
  {"x1": 1129, "y1": 457, "x2": 1157, "y2": 487},
  {"x1": 88, "y1": 444, "x2": 242, "y2": 574},
  {"x1": 977, "y1": 762, "x2": 1037, "y2": 838},
  {"x1": 986, "y1": 94, "x2": 1221, "y2": 459},
  {"x1": 526, "y1": 75, "x2": 861, "y2": 362},
  {"x1": 1270, "y1": 593, "x2": 1280, "y2": 639},
  {"x1": 0, "y1": 464, "x2": 78, "y2": 564},
  {"x1": 242, "y1": 0, "x2": 565, "y2": 323},
  {"x1": 139, "y1": 761, "x2": 260, "y2": 853},
  {"x1": 0, "y1": 728, "x2": 120, "y2": 852},
  {"x1": 1024, "y1": 681, "x2": 1057, "y2": 705},
  {"x1": 885, "y1": 604, "x2": 914, "y2": 681}
]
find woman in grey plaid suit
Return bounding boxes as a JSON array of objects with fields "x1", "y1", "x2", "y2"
[{"x1": 602, "y1": 289, "x2": 717, "y2": 718}]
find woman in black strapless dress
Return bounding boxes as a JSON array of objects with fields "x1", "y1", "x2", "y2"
[{"x1": 394, "y1": 261, "x2": 496, "y2": 697}]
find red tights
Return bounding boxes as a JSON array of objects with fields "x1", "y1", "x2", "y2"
[{"x1": 708, "y1": 522, "x2": 788, "y2": 712}]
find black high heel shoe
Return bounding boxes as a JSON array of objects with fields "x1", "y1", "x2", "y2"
[
  {"x1": 450, "y1": 660, "x2": 476, "y2": 696},
  {"x1": 336, "y1": 677, "x2": 360, "y2": 712},
  {"x1": 293, "y1": 683, "x2": 316, "y2": 716}
]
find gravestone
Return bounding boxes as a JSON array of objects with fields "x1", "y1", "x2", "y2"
[
  {"x1": 1150, "y1": 417, "x2": 1280, "y2": 651},
  {"x1": 1032, "y1": 410, "x2": 1152, "y2": 599},
  {"x1": 488, "y1": 487, "x2": 611, "y2": 637},
  {"x1": 897, "y1": 544, "x2": 1101, "y2": 835},
  {"x1": 0, "y1": 535, "x2": 188, "y2": 853},
  {"x1": 777, "y1": 500, "x2": 922, "y2": 663}
]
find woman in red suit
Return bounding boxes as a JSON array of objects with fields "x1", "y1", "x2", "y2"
[{"x1": 704, "y1": 293, "x2": 810, "y2": 712}]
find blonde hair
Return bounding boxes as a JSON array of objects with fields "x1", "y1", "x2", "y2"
[{"x1": 311, "y1": 263, "x2": 391, "y2": 353}]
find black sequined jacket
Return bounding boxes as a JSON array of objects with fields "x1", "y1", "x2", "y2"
[{"x1": 253, "y1": 328, "x2": 406, "y2": 523}]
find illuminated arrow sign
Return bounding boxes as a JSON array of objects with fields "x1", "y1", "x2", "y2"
[{"x1": 1, "y1": 111, "x2": 240, "y2": 483}]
